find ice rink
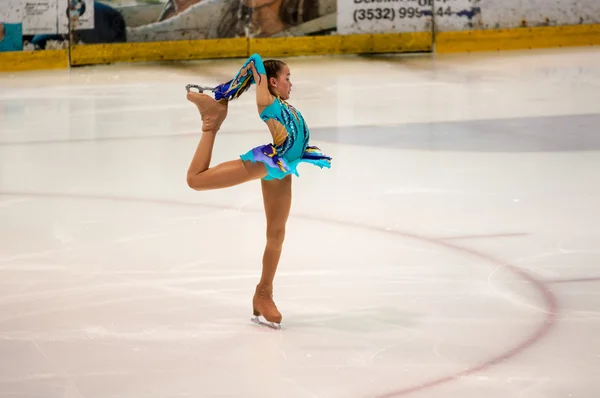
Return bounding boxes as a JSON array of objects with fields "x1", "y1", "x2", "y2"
[{"x1": 1, "y1": 47, "x2": 600, "y2": 398}]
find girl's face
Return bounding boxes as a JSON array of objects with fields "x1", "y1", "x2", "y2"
[{"x1": 270, "y1": 64, "x2": 292, "y2": 100}]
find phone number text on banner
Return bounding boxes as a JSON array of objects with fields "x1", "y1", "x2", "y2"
[
  {"x1": 353, "y1": 6, "x2": 432, "y2": 23},
  {"x1": 338, "y1": 0, "x2": 475, "y2": 34},
  {"x1": 339, "y1": 0, "x2": 432, "y2": 34}
]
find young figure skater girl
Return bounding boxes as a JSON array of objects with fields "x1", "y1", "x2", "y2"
[{"x1": 185, "y1": 53, "x2": 331, "y2": 329}]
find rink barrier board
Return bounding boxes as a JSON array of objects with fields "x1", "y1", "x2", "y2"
[
  {"x1": 0, "y1": 49, "x2": 69, "y2": 72},
  {"x1": 69, "y1": 37, "x2": 249, "y2": 66},
  {"x1": 248, "y1": 32, "x2": 433, "y2": 58},
  {"x1": 69, "y1": 32, "x2": 432, "y2": 67},
  {"x1": 437, "y1": 24, "x2": 600, "y2": 53},
  {"x1": 2, "y1": 25, "x2": 599, "y2": 71}
]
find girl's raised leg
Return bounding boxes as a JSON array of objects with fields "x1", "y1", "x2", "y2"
[{"x1": 186, "y1": 91, "x2": 267, "y2": 191}]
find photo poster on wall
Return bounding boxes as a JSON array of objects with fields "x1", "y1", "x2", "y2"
[
  {"x1": 0, "y1": 0, "x2": 94, "y2": 52},
  {"x1": 104, "y1": 0, "x2": 338, "y2": 43}
]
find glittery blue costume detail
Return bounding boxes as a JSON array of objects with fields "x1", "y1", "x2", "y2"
[
  {"x1": 213, "y1": 53, "x2": 266, "y2": 102},
  {"x1": 215, "y1": 53, "x2": 332, "y2": 180}
]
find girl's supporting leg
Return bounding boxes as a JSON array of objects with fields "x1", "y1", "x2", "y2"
[
  {"x1": 186, "y1": 91, "x2": 267, "y2": 191},
  {"x1": 252, "y1": 174, "x2": 292, "y2": 327}
]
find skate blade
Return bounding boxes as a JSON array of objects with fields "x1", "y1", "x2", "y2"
[
  {"x1": 185, "y1": 84, "x2": 216, "y2": 94},
  {"x1": 251, "y1": 315, "x2": 282, "y2": 330}
]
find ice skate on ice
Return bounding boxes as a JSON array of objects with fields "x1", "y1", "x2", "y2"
[{"x1": 251, "y1": 285, "x2": 282, "y2": 330}]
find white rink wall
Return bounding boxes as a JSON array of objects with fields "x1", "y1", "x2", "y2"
[
  {"x1": 338, "y1": 0, "x2": 600, "y2": 34},
  {"x1": 436, "y1": 0, "x2": 600, "y2": 31}
]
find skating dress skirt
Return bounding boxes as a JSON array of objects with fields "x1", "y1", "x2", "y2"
[{"x1": 240, "y1": 96, "x2": 331, "y2": 181}]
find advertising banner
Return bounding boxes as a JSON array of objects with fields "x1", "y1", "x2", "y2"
[
  {"x1": 0, "y1": 0, "x2": 94, "y2": 52},
  {"x1": 337, "y1": 0, "x2": 433, "y2": 35}
]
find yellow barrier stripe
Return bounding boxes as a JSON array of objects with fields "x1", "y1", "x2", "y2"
[
  {"x1": 0, "y1": 49, "x2": 69, "y2": 73},
  {"x1": 437, "y1": 24, "x2": 600, "y2": 53},
  {"x1": 70, "y1": 37, "x2": 248, "y2": 66},
  {"x1": 249, "y1": 32, "x2": 433, "y2": 58},
  {"x1": 69, "y1": 32, "x2": 432, "y2": 67}
]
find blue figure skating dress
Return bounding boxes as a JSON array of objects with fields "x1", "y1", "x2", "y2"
[{"x1": 212, "y1": 53, "x2": 332, "y2": 181}]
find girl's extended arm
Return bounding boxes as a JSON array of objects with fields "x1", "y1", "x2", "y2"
[{"x1": 213, "y1": 53, "x2": 274, "y2": 108}]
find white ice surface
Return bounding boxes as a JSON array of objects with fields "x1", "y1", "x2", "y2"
[{"x1": 0, "y1": 48, "x2": 600, "y2": 398}]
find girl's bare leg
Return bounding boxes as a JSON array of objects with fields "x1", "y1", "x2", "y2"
[
  {"x1": 186, "y1": 91, "x2": 267, "y2": 190},
  {"x1": 252, "y1": 174, "x2": 292, "y2": 328}
]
